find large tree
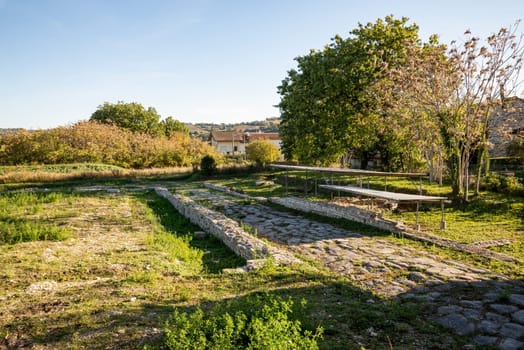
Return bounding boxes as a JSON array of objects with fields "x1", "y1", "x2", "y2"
[
  {"x1": 90, "y1": 101, "x2": 162, "y2": 136},
  {"x1": 278, "y1": 16, "x2": 426, "y2": 169},
  {"x1": 382, "y1": 22, "x2": 524, "y2": 201}
]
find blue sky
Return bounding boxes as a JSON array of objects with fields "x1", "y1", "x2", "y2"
[{"x1": 1, "y1": 0, "x2": 523, "y2": 129}]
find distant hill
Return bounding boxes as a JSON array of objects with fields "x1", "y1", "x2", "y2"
[{"x1": 186, "y1": 117, "x2": 280, "y2": 140}]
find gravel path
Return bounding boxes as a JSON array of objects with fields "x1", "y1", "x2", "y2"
[{"x1": 184, "y1": 187, "x2": 524, "y2": 350}]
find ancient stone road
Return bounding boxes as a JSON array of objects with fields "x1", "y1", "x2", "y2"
[{"x1": 183, "y1": 187, "x2": 524, "y2": 350}]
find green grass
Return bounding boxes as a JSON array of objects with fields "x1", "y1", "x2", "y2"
[
  {"x1": 0, "y1": 180, "x2": 474, "y2": 350},
  {"x1": 0, "y1": 191, "x2": 74, "y2": 244},
  {"x1": 1, "y1": 170, "x2": 509, "y2": 349}
]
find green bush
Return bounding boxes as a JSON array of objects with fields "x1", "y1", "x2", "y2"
[
  {"x1": 480, "y1": 173, "x2": 524, "y2": 196},
  {"x1": 200, "y1": 155, "x2": 217, "y2": 177},
  {"x1": 162, "y1": 295, "x2": 322, "y2": 350}
]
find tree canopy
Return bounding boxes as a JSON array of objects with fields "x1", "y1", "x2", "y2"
[
  {"x1": 278, "y1": 15, "x2": 424, "y2": 169},
  {"x1": 90, "y1": 101, "x2": 163, "y2": 136},
  {"x1": 278, "y1": 15, "x2": 524, "y2": 201}
]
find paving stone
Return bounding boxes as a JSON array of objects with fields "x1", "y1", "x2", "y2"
[
  {"x1": 500, "y1": 322, "x2": 524, "y2": 339},
  {"x1": 478, "y1": 320, "x2": 501, "y2": 335},
  {"x1": 498, "y1": 338, "x2": 524, "y2": 350},
  {"x1": 473, "y1": 335, "x2": 498, "y2": 346},
  {"x1": 512, "y1": 310, "x2": 524, "y2": 325},
  {"x1": 460, "y1": 300, "x2": 484, "y2": 309},
  {"x1": 486, "y1": 312, "x2": 510, "y2": 325},
  {"x1": 407, "y1": 272, "x2": 427, "y2": 282},
  {"x1": 509, "y1": 294, "x2": 524, "y2": 307},
  {"x1": 437, "y1": 305, "x2": 463, "y2": 315},
  {"x1": 435, "y1": 313, "x2": 475, "y2": 336},
  {"x1": 463, "y1": 308, "x2": 482, "y2": 321},
  {"x1": 484, "y1": 292, "x2": 501, "y2": 303},
  {"x1": 491, "y1": 304, "x2": 520, "y2": 314}
]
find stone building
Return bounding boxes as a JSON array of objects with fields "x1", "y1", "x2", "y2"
[{"x1": 488, "y1": 97, "x2": 524, "y2": 157}]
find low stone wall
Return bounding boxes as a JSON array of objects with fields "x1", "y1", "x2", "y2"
[
  {"x1": 155, "y1": 187, "x2": 269, "y2": 261},
  {"x1": 269, "y1": 196, "x2": 405, "y2": 233},
  {"x1": 268, "y1": 196, "x2": 517, "y2": 263},
  {"x1": 156, "y1": 186, "x2": 302, "y2": 268}
]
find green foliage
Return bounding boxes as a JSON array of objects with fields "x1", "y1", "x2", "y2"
[
  {"x1": 507, "y1": 137, "x2": 524, "y2": 162},
  {"x1": 89, "y1": 101, "x2": 162, "y2": 136},
  {"x1": 481, "y1": 173, "x2": 524, "y2": 196},
  {"x1": 246, "y1": 140, "x2": 280, "y2": 166},
  {"x1": 162, "y1": 295, "x2": 322, "y2": 350},
  {"x1": 200, "y1": 155, "x2": 217, "y2": 177},
  {"x1": 0, "y1": 192, "x2": 72, "y2": 244},
  {"x1": 161, "y1": 116, "x2": 190, "y2": 137},
  {"x1": 277, "y1": 15, "x2": 424, "y2": 168}
]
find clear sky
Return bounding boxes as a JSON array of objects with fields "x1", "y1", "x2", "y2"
[{"x1": 1, "y1": 0, "x2": 523, "y2": 129}]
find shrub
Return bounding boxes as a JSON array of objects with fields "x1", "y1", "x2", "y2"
[
  {"x1": 246, "y1": 140, "x2": 280, "y2": 167},
  {"x1": 200, "y1": 155, "x2": 217, "y2": 177},
  {"x1": 480, "y1": 173, "x2": 524, "y2": 196},
  {"x1": 162, "y1": 295, "x2": 322, "y2": 350}
]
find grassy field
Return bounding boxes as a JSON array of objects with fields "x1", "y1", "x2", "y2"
[{"x1": 0, "y1": 172, "x2": 475, "y2": 349}]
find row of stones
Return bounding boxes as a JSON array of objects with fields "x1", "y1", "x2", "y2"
[
  {"x1": 154, "y1": 187, "x2": 297, "y2": 266},
  {"x1": 268, "y1": 196, "x2": 516, "y2": 263}
]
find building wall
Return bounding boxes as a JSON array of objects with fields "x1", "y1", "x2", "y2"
[{"x1": 489, "y1": 99, "x2": 524, "y2": 157}]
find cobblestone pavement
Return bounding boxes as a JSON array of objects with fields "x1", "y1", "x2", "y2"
[{"x1": 184, "y1": 188, "x2": 524, "y2": 350}]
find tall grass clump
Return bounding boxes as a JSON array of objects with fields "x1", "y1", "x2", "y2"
[
  {"x1": 160, "y1": 294, "x2": 322, "y2": 350},
  {"x1": 0, "y1": 192, "x2": 72, "y2": 244}
]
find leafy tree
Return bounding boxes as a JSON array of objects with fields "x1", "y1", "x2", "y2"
[
  {"x1": 161, "y1": 116, "x2": 189, "y2": 137},
  {"x1": 446, "y1": 22, "x2": 524, "y2": 200},
  {"x1": 89, "y1": 101, "x2": 162, "y2": 136},
  {"x1": 379, "y1": 21, "x2": 524, "y2": 201},
  {"x1": 246, "y1": 139, "x2": 280, "y2": 166},
  {"x1": 278, "y1": 15, "x2": 425, "y2": 169}
]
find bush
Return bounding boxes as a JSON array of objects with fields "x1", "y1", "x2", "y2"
[
  {"x1": 480, "y1": 173, "x2": 524, "y2": 196},
  {"x1": 200, "y1": 155, "x2": 217, "y2": 177},
  {"x1": 162, "y1": 295, "x2": 322, "y2": 350},
  {"x1": 0, "y1": 122, "x2": 222, "y2": 169},
  {"x1": 246, "y1": 140, "x2": 280, "y2": 167}
]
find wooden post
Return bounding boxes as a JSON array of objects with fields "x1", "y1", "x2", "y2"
[
  {"x1": 415, "y1": 201, "x2": 421, "y2": 231},
  {"x1": 440, "y1": 200, "x2": 446, "y2": 230},
  {"x1": 285, "y1": 170, "x2": 288, "y2": 195},
  {"x1": 305, "y1": 170, "x2": 308, "y2": 195}
]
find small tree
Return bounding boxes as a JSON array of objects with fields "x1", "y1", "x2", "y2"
[
  {"x1": 200, "y1": 155, "x2": 217, "y2": 176},
  {"x1": 246, "y1": 140, "x2": 280, "y2": 167}
]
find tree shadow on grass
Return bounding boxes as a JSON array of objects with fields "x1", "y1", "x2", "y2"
[{"x1": 3, "y1": 268, "x2": 475, "y2": 350}]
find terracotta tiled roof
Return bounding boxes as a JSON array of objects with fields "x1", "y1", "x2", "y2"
[{"x1": 210, "y1": 131, "x2": 245, "y2": 142}]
